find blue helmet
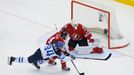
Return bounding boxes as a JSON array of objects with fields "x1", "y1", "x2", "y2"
[{"x1": 55, "y1": 41, "x2": 64, "y2": 49}]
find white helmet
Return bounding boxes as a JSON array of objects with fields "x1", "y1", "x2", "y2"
[{"x1": 71, "y1": 19, "x2": 79, "y2": 29}]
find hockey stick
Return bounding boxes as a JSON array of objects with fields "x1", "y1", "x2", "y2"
[
  {"x1": 54, "y1": 24, "x2": 58, "y2": 30},
  {"x1": 71, "y1": 60, "x2": 85, "y2": 75},
  {"x1": 76, "y1": 53, "x2": 112, "y2": 60}
]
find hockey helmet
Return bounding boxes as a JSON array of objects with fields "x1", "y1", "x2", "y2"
[
  {"x1": 55, "y1": 41, "x2": 64, "y2": 49},
  {"x1": 60, "y1": 31, "x2": 68, "y2": 39}
]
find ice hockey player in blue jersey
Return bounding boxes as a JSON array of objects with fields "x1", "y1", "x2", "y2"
[{"x1": 8, "y1": 31, "x2": 75, "y2": 71}]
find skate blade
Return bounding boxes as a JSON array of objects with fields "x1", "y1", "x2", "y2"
[{"x1": 7, "y1": 57, "x2": 11, "y2": 65}]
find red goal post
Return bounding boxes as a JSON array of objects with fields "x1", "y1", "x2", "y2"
[{"x1": 71, "y1": 0, "x2": 129, "y2": 49}]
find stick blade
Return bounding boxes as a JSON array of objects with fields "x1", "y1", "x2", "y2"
[{"x1": 104, "y1": 53, "x2": 112, "y2": 60}]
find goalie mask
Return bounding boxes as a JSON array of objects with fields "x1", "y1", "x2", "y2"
[{"x1": 71, "y1": 19, "x2": 79, "y2": 29}]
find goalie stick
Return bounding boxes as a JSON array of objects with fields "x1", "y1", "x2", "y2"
[{"x1": 76, "y1": 53, "x2": 112, "y2": 60}]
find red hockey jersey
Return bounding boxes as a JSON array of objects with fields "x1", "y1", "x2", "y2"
[
  {"x1": 61, "y1": 23, "x2": 93, "y2": 41},
  {"x1": 46, "y1": 32, "x2": 65, "y2": 45}
]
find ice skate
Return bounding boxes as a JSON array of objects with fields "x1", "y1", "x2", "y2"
[
  {"x1": 62, "y1": 67, "x2": 70, "y2": 71},
  {"x1": 61, "y1": 62, "x2": 70, "y2": 71},
  {"x1": 8, "y1": 56, "x2": 16, "y2": 65},
  {"x1": 32, "y1": 62, "x2": 40, "y2": 69},
  {"x1": 90, "y1": 47, "x2": 103, "y2": 54},
  {"x1": 48, "y1": 59, "x2": 57, "y2": 65}
]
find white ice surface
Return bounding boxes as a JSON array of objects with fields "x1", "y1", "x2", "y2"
[{"x1": 0, "y1": 0, "x2": 134, "y2": 75}]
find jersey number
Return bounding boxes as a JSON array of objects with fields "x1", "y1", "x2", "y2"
[{"x1": 44, "y1": 45, "x2": 55, "y2": 56}]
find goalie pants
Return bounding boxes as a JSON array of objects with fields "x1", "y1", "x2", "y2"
[{"x1": 68, "y1": 38, "x2": 89, "y2": 51}]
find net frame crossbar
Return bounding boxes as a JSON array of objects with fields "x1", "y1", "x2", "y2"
[{"x1": 71, "y1": 0, "x2": 129, "y2": 49}]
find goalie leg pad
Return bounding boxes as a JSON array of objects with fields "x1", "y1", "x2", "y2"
[{"x1": 76, "y1": 46, "x2": 92, "y2": 55}]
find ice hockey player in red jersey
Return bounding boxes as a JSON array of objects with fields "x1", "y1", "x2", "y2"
[
  {"x1": 46, "y1": 31, "x2": 73, "y2": 71},
  {"x1": 46, "y1": 31, "x2": 67, "y2": 45},
  {"x1": 8, "y1": 32, "x2": 75, "y2": 71},
  {"x1": 60, "y1": 19, "x2": 103, "y2": 55}
]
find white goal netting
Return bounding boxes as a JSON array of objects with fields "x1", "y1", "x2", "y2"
[{"x1": 71, "y1": 0, "x2": 129, "y2": 49}]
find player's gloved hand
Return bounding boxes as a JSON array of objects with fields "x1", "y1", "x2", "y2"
[
  {"x1": 69, "y1": 54, "x2": 75, "y2": 60},
  {"x1": 63, "y1": 51, "x2": 70, "y2": 56},
  {"x1": 89, "y1": 38, "x2": 94, "y2": 43},
  {"x1": 63, "y1": 51, "x2": 75, "y2": 60}
]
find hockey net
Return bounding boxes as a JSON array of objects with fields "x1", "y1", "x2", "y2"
[{"x1": 71, "y1": 0, "x2": 129, "y2": 49}]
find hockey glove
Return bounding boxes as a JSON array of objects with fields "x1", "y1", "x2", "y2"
[
  {"x1": 69, "y1": 54, "x2": 75, "y2": 60},
  {"x1": 63, "y1": 51, "x2": 70, "y2": 56},
  {"x1": 89, "y1": 39, "x2": 94, "y2": 43},
  {"x1": 63, "y1": 51, "x2": 75, "y2": 60}
]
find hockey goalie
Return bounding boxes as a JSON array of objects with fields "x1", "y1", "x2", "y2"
[{"x1": 60, "y1": 19, "x2": 103, "y2": 55}]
